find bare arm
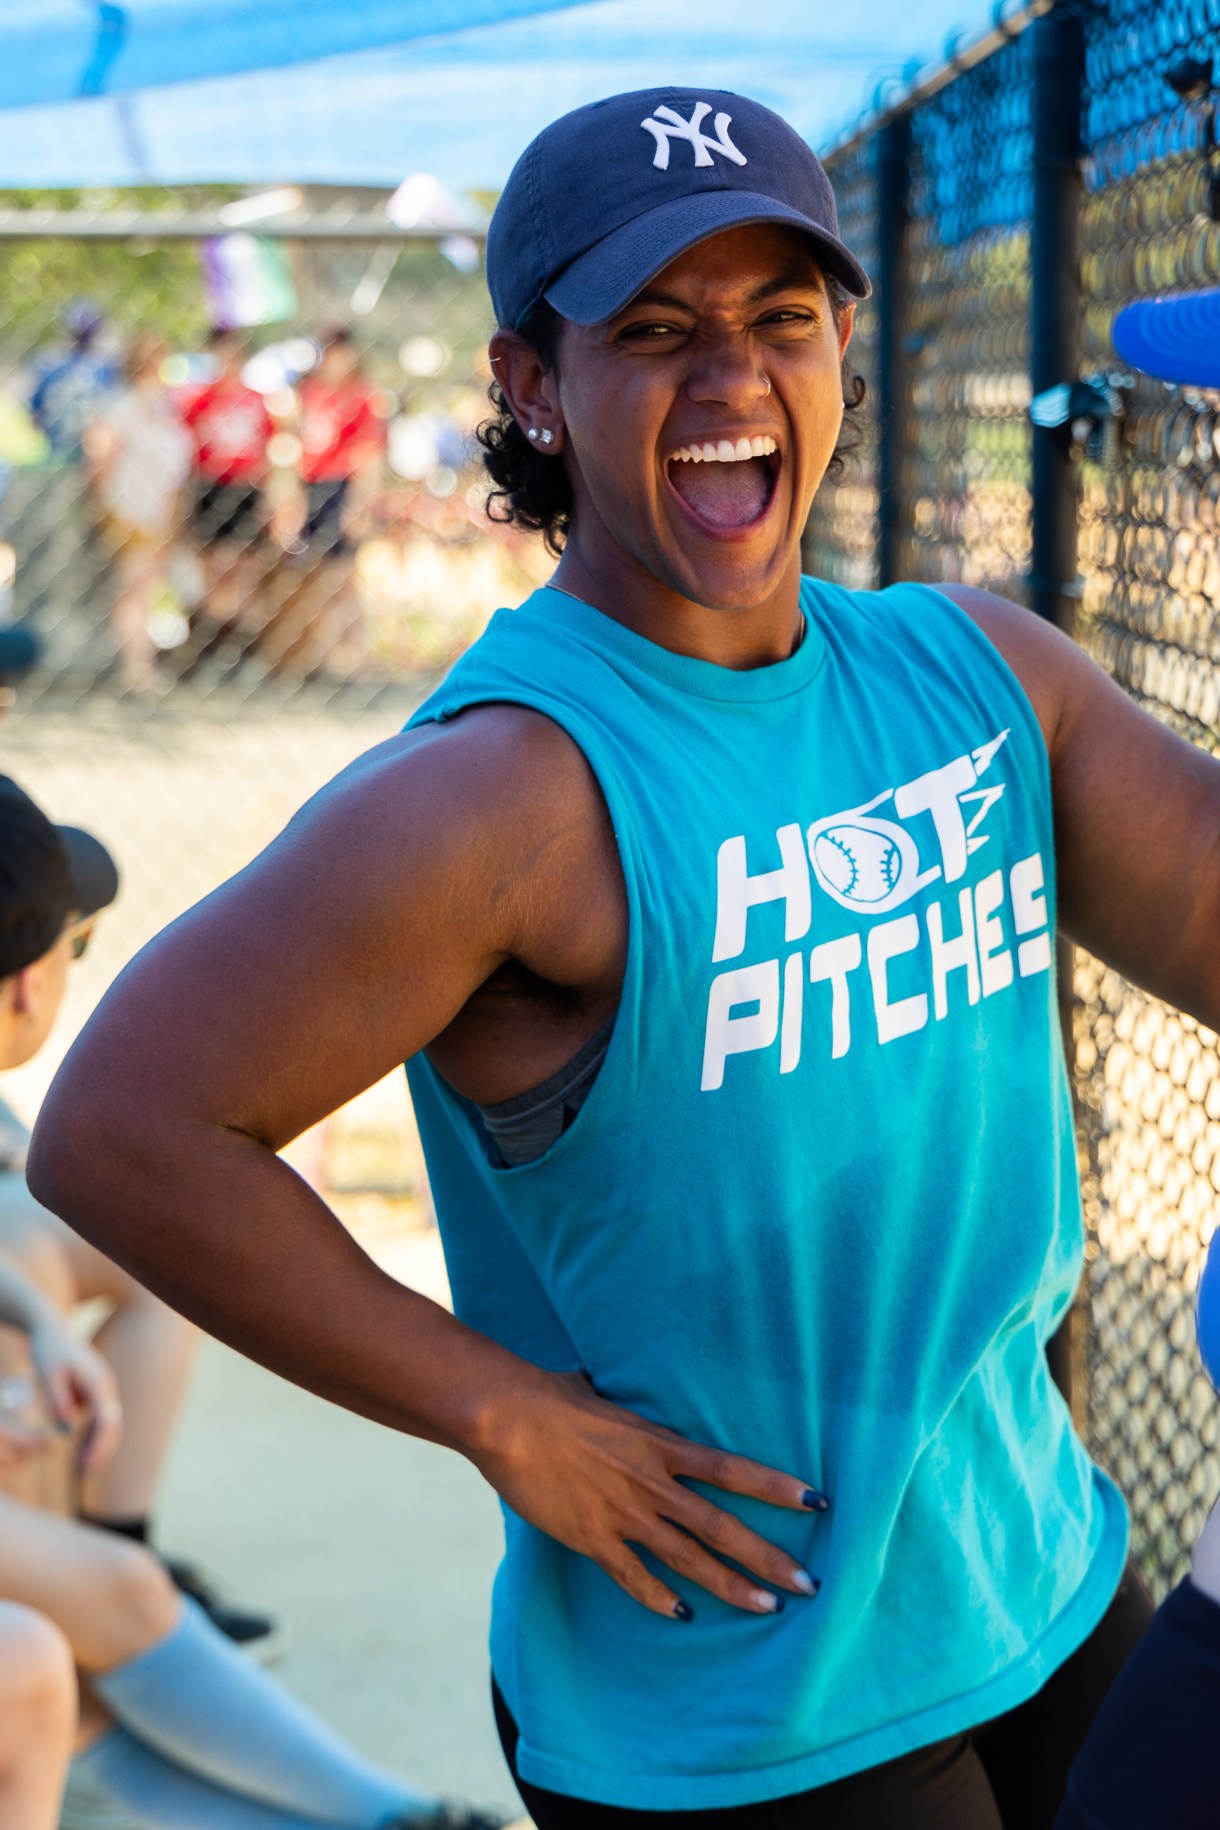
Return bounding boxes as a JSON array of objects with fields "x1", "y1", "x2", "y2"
[
  {"x1": 942, "y1": 584, "x2": 1220, "y2": 1026},
  {"x1": 0, "y1": 1256, "x2": 121, "y2": 1470},
  {"x1": 28, "y1": 708, "x2": 822, "y2": 1620}
]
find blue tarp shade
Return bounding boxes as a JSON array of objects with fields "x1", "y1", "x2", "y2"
[
  {"x1": 0, "y1": 1, "x2": 588, "y2": 107},
  {"x1": 0, "y1": 0, "x2": 988, "y2": 190}
]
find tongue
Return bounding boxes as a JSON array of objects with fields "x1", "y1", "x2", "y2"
[{"x1": 670, "y1": 456, "x2": 769, "y2": 528}]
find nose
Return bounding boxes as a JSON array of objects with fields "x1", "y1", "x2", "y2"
[{"x1": 685, "y1": 331, "x2": 770, "y2": 409}]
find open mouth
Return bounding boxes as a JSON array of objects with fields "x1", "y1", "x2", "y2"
[{"x1": 665, "y1": 436, "x2": 780, "y2": 532}]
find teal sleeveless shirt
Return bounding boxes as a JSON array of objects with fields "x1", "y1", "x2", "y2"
[{"x1": 404, "y1": 578, "x2": 1127, "y2": 1809}]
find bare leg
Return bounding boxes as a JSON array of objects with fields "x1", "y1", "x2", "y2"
[
  {"x1": 110, "y1": 540, "x2": 166, "y2": 690},
  {"x1": 0, "y1": 1488, "x2": 180, "y2": 1670},
  {"x1": 0, "y1": 1603, "x2": 77, "y2": 1830},
  {"x1": 0, "y1": 1179, "x2": 197, "y2": 1521}
]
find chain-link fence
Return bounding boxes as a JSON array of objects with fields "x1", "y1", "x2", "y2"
[
  {"x1": 0, "y1": 193, "x2": 548, "y2": 1228},
  {"x1": 812, "y1": 0, "x2": 1220, "y2": 1597},
  {"x1": 5, "y1": 4, "x2": 1220, "y2": 1601}
]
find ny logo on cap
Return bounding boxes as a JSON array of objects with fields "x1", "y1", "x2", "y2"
[{"x1": 640, "y1": 102, "x2": 747, "y2": 172}]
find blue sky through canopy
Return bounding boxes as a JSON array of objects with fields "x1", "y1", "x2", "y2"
[{"x1": 0, "y1": 1, "x2": 1011, "y2": 189}]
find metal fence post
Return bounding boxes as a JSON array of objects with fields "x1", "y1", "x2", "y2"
[
  {"x1": 875, "y1": 116, "x2": 912, "y2": 590},
  {"x1": 1031, "y1": 4, "x2": 1087, "y2": 1420},
  {"x1": 1030, "y1": 6, "x2": 1086, "y2": 633}
]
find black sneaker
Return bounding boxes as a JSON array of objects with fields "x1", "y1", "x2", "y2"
[{"x1": 165, "y1": 1558, "x2": 289, "y2": 1665}]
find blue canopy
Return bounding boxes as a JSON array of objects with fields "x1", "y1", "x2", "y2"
[{"x1": 0, "y1": 1, "x2": 993, "y2": 190}]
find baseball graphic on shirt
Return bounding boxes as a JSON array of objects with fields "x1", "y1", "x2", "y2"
[
  {"x1": 807, "y1": 808, "x2": 930, "y2": 914},
  {"x1": 812, "y1": 824, "x2": 902, "y2": 903}
]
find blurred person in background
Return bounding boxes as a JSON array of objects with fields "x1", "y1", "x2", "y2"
[
  {"x1": 84, "y1": 334, "x2": 194, "y2": 694},
  {"x1": 179, "y1": 327, "x2": 273, "y2": 670},
  {"x1": 22, "y1": 300, "x2": 119, "y2": 631},
  {"x1": 0, "y1": 623, "x2": 41, "y2": 722},
  {"x1": 0, "y1": 774, "x2": 283, "y2": 1660},
  {"x1": 267, "y1": 327, "x2": 385, "y2": 678},
  {"x1": 28, "y1": 301, "x2": 119, "y2": 464}
]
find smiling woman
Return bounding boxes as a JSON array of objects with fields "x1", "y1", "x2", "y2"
[
  {"x1": 36, "y1": 78, "x2": 1220, "y2": 1830},
  {"x1": 480, "y1": 279, "x2": 864, "y2": 558}
]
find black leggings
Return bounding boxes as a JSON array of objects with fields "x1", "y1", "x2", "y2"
[{"x1": 492, "y1": 1562, "x2": 1153, "y2": 1830}]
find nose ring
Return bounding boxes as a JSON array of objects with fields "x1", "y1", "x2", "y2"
[{"x1": 762, "y1": 375, "x2": 771, "y2": 396}]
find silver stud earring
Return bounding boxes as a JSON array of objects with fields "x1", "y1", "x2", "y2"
[
  {"x1": 540, "y1": 428, "x2": 554, "y2": 445},
  {"x1": 527, "y1": 427, "x2": 539, "y2": 441}
]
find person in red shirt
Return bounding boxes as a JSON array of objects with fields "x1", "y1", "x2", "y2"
[
  {"x1": 179, "y1": 329, "x2": 273, "y2": 663},
  {"x1": 271, "y1": 328, "x2": 385, "y2": 677}
]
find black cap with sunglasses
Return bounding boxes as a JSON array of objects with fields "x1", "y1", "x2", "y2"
[{"x1": 0, "y1": 776, "x2": 118, "y2": 980}]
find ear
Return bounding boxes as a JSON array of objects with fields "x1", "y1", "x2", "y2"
[
  {"x1": 489, "y1": 328, "x2": 565, "y2": 453},
  {"x1": 10, "y1": 958, "x2": 43, "y2": 1019},
  {"x1": 837, "y1": 301, "x2": 856, "y2": 363}
]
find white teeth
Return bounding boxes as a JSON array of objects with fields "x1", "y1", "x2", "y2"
[{"x1": 668, "y1": 436, "x2": 779, "y2": 464}]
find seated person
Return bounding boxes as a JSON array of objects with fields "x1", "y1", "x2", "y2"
[
  {"x1": 0, "y1": 773, "x2": 280, "y2": 1655},
  {"x1": 0, "y1": 1248, "x2": 501, "y2": 1830}
]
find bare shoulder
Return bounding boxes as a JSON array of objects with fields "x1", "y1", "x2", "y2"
[
  {"x1": 290, "y1": 703, "x2": 611, "y2": 882},
  {"x1": 935, "y1": 583, "x2": 1084, "y2": 748},
  {"x1": 282, "y1": 701, "x2": 624, "y2": 982}
]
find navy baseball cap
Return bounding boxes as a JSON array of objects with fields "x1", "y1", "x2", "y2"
[
  {"x1": 0, "y1": 776, "x2": 119, "y2": 979},
  {"x1": 1112, "y1": 290, "x2": 1220, "y2": 388},
  {"x1": 487, "y1": 87, "x2": 871, "y2": 332}
]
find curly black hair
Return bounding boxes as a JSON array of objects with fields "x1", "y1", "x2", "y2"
[{"x1": 477, "y1": 281, "x2": 867, "y2": 557}]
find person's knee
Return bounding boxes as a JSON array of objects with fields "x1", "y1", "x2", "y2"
[
  {"x1": 0, "y1": 1604, "x2": 75, "y2": 1730},
  {"x1": 92, "y1": 1539, "x2": 179, "y2": 1667}
]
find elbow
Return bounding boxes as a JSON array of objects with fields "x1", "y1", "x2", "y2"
[{"x1": 26, "y1": 1089, "x2": 109, "y2": 1224}]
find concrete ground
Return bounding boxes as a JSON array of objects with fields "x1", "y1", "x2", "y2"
[{"x1": 157, "y1": 1327, "x2": 518, "y2": 1814}]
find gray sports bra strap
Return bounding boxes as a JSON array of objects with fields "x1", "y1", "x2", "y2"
[{"x1": 477, "y1": 1015, "x2": 616, "y2": 1167}]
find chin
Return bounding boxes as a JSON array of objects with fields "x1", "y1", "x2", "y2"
[{"x1": 668, "y1": 543, "x2": 797, "y2": 613}]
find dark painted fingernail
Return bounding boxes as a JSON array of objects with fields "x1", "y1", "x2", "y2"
[
  {"x1": 672, "y1": 1599, "x2": 694, "y2": 1622},
  {"x1": 801, "y1": 1488, "x2": 829, "y2": 1511},
  {"x1": 772, "y1": 1594, "x2": 786, "y2": 1613}
]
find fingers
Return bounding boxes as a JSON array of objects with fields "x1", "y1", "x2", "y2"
[
  {"x1": 42, "y1": 1364, "x2": 76, "y2": 1432},
  {"x1": 665, "y1": 1491, "x2": 820, "y2": 1600},
  {"x1": 650, "y1": 1521, "x2": 792, "y2": 1615},
  {"x1": 601, "y1": 1547, "x2": 692, "y2": 1622},
  {"x1": 667, "y1": 1438, "x2": 829, "y2": 1515},
  {"x1": 70, "y1": 1370, "x2": 123, "y2": 1473}
]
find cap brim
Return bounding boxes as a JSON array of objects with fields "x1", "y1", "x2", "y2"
[
  {"x1": 544, "y1": 189, "x2": 871, "y2": 326},
  {"x1": 1112, "y1": 291, "x2": 1220, "y2": 388},
  {"x1": 57, "y1": 826, "x2": 119, "y2": 918}
]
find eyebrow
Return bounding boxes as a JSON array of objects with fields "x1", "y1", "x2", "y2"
[{"x1": 623, "y1": 267, "x2": 824, "y2": 315}]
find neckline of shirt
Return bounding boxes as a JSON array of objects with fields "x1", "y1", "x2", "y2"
[{"x1": 523, "y1": 581, "x2": 827, "y2": 703}]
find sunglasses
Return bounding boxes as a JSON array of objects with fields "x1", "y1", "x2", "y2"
[{"x1": 66, "y1": 917, "x2": 96, "y2": 962}]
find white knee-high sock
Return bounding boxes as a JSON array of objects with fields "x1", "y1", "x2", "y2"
[
  {"x1": 91, "y1": 1599, "x2": 427, "y2": 1827},
  {"x1": 71, "y1": 1727, "x2": 358, "y2": 1830}
]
